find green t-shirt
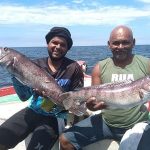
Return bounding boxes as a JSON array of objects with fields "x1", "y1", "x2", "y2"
[{"x1": 100, "y1": 55, "x2": 150, "y2": 129}]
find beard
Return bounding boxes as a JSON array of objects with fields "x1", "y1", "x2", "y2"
[
  {"x1": 112, "y1": 49, "x2": 132, "y2": 62},
  {"x1": 48, "y1": 50, "x2": 67, "y2": 62}
]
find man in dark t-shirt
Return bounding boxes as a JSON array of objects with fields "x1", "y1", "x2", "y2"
[{"x1": 0, "y1": 27, "x2": 84, "y2": 150}]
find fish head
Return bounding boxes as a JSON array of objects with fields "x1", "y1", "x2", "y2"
[
  {"x1": 0, "y1": 47, "x2": 11, "y2": 64},
  {"x1": 0, "y1": 47, "x2": 18, "y2": 69},
  {"x1": 142, "y1": 76, "x2": 150, "y2": 91}
]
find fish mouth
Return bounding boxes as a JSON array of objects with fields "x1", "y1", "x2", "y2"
[
  {"x1": 0, "y1": 48, "x2": 9, "y2": 61},
  {"x1": 0, "y1": 53, "x2": 8, "y2": 61}
]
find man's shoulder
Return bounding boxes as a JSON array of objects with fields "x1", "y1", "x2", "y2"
[
  {"x1": 99, "y1": 57, "x2": 112, "y2": 65},
  {"x1": 134, "y1": 54, "x2": 150, "y2": 61},
  {"x1": 63, "y1": 57, "x2": 83, "y2": 76},
  {"x1": 63, "y1": 57, "x2": 76, "y2": 63},
  {"x1": 63, "y1": 57, "x2": 79, "y2": 68}
]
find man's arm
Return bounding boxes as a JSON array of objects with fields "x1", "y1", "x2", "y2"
[
  {"x1": 86, "y1": 63, "x2": 106, "y2": 111},
  {"x1": 91, "y1": 63, "x2": 102, "y2": 85},
  {"x1": 11, "y1": 77, "x2": 33, "y2": 101}
]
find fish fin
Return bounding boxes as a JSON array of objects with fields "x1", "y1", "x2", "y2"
[
  {"x1": 111, "y1": 80, "x2": 132, "y2": 85},
  {"x1": 15, "y1": 77, "x2": 27, "y2": 86},
  {"x1": 58, "y1": 92, "x2": 71, "y2": 102},
  {"x1": 104, "y1": 80, "x2": 133, "y2": 88},
  {"x1": 13, "y1": 57, "x2": 18, "y2": 67},
  {"x1": 92, "y1": 80, "x2": 133, "y2": 89},
  {"x1": 68, "y1": 107, "x2": 86, "y2": 116},
  {"x1": 58, "y1": 92, "x2": 73, "y2": 109},
  {"x1": 139, "y1": 89, "x2": 150, "y2": 103},
  {"x1": 59, "y1": 92, "x2": 87, "y2": 116},
  {"x1": 5, "y1": 57, "x2": 18, "y2": 69}
]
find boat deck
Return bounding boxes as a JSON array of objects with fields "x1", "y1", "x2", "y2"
[{"x1": 0, "y1": 100, "x2": 28, "y2": 150}]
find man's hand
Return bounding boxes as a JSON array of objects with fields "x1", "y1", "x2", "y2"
[{"x1": 86, "y1": 97, "x2": 106, "y2": 111}]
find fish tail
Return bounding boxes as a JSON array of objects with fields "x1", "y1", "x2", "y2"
[
  {"x1": 58, "y1": 92, "x2": 88, "y2": 116},
  {"x1": 58, "y1": 92, "x2": 73, "y2": 110}
]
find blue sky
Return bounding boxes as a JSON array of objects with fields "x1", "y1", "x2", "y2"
[{"x1": 0, "y1": 0, "x2": 150, "y2": 47}]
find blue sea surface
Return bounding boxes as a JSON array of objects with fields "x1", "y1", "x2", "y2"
[{"x1": 0, "y1": 45, "x2": 150, "y2": 87}]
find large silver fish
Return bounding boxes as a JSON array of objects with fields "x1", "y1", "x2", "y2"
[
  {"x1": 0, "y1": 47, "x2": 63, "y2": 105},
  {"x1": 59, "y1": 77, "x2": 150, "y2": 116}
]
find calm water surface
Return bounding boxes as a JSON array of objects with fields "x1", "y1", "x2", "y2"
[{"x1": 0, "y1": 45, "x2": 150, "y2": 87}]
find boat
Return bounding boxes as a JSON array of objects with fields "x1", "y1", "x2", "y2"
[
  {"x1": 0, "y1": 61, "x2": 119, "y2": 150},
  {"x1": 0, "y1": 85, "x2": 16, "y2": 97}
]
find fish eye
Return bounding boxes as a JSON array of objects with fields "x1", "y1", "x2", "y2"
[{"x1": 4, "y1": 47, "x2": 8, "y2": 51}]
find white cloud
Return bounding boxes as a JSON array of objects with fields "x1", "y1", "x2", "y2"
[
  {"x1": 0, "y1": 3, "x2": 150, "y2": 26},
  {"x1": 72, "y1": 0, "x2": 84, "y2": 4},
  {"x1": 137, "y1": 0, "x2": 150, "y2": 3}
]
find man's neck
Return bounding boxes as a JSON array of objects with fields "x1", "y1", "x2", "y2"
[{"x1": 48, "y1": 57, "x2": 64, "y2": 73}]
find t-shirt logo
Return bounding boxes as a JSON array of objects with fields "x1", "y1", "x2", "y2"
[{"x1": 111, "y1": 74, "x2": 134, "y2": 82}]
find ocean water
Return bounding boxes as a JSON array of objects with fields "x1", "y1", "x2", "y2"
[{"x1": 0, "y1": 45, "x2": 150, "y2": 87}]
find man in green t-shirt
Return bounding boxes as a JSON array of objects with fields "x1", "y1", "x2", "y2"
[{"x1": 59, "y1": 25, "x2": 150, "y2": 150}]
